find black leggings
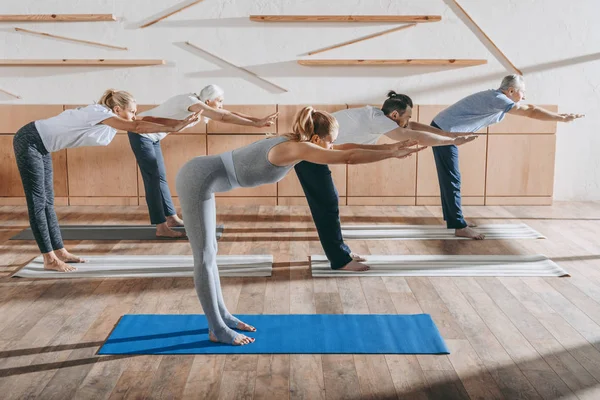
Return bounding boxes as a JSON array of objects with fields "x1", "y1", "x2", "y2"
[{"x1": 13, "y1": 122, "x2": 64, "y2": 253}]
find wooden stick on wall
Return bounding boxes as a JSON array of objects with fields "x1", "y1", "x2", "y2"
[
  {"x1": 141, "y1": 0, "x2": 204, "y2": 28},
  {"x1": 452, "y1": 0, "x2": 523, "y2": 75},
  {"x1": 185, "y1": 41, "x2": 288, "y2": 92},
  {"x1": 15, "y1": 28, "x2": 128, "y2": 50},
  {"x1": 0, "y1": 14, "x2": 116, "y2": 22},
  {"x1": 308, "y1": 24, "x2": 417, "y2": 56},
  {"x1": 0, "y1": 88, "x2": 21, "y2": 99},
  {"x1": 250, "y1": 15, "x2": 441, "y2": 23}
]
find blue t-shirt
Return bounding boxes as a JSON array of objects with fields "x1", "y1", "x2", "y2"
[{"x1": 432, "y1": 89, "x2": 516, "y2": 132}]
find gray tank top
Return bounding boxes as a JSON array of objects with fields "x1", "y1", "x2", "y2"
[{"x1": 219, "y1": 135, "x2": 294, "y2": 189}]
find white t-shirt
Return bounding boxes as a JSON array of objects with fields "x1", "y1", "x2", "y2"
[
  {"x1": 138, "y1": 93, "x2": 202, "y2": 142},
  {"x1": 332, "y1": 106, "x2": 398, "y2": 145},
  {"x1": 34, "y1": 104, "x2": 118, "y2": 152}
]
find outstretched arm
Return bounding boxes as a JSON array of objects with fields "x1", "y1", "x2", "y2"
[
  {"x1": 189, "y1": 103, "x2": 278, "y2": 127},
  {"x1": 385, "y1": 126, "x2": 477, "y2": 147},
  {"x1": 101, "y1": 112, "x2": 200, "y2": 134},
  {"x1": 408, "y1": 121, "x2": 473, "y2": 138},
  {"x1": 509, "y1": 104, "x2": 585, "y2": 122},
  {"x1": 270, "y1": 141, "x2": 427, "y2": 167},
  {"x1": 333, "y1": 139, "x2": 416, "y2": 151}
]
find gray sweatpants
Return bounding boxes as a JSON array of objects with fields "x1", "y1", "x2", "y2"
[
  {"x1": 13, "y1": 122, "x2": 64, "y2": 254},
  {"x1": 176, "y1": 155, "x2": 243, "y2": 344}
]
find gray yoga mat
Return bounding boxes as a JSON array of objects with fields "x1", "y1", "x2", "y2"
[
  {"x1": 9, "y1": 224, "x2": 224, "y2": 241},
  {"x1": 13, "y1": 254, "x2": 272, "y2": 278},
  {"x1": 311, "y1": 254, "x2": 569, "y2": 277}
]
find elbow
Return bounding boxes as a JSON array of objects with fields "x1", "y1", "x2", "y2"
[{"x1": 345, "y1": 150, "x2": 360, "y2": 165}]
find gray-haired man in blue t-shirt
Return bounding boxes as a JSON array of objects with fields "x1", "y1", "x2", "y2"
[{"x1": 431, "y1": 74, "x2": 584, "y2": 239}]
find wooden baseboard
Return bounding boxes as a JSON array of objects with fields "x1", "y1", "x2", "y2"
[
  {"x1": 485, "y1": 196, "x2": 553, "y2": 206},
  {"x1": 0, "y1": 197, "x2": 68, "y2": 206},
  {"x1": 277, "y1": 197, "x2": 346, "y2": 206},
  {"x1": 347, "y1": 197, "x2": 416, "y2": 206},
  {"x1": 416, "y1": 196, "x2": 485, "y2": 206},
  {"x1": 68, "y1": 197, "x2": 139, "y2": 206}
]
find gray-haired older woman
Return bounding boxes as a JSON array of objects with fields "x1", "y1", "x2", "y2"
[{"x1": 127, "y1": 85, "x2": 279, "y2": 238}]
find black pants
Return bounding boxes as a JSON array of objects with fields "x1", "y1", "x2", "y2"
[
  {"x1": 431, "y1": 121, "x2": 467, "y2": 229},
  {"x1": 13, "y1": 122, "x2": 64, "y2": 253},
  {"x1": 128, "y1": 132, "x2": 177, "y2": 225},
  {"x1": 294, "y1": 161, "x2": 352, "y2": 269}
]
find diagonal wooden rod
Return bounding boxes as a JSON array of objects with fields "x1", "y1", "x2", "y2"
[
  {"x1": 308, "y1": 24, "x2": 416, "y2": 56},
  {"x1": 452, "y1": 0, "x2": 522, "y2": 75},
  {"x1": 15, "y1": 27, "x2": 128, "y2": 50},
  {"x1": 141, "y1": 0, "x2": 204, "y2": 28},
  {"x1": 0, "y1": 88, "x2": 21, "y2": 99},
  {"x1": 185, "y1": 41, "x2": 288, "y2": 92}
]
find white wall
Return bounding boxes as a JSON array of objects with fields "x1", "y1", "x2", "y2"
[{"x1": 1, "y1": 0, "x2": 599, "y2": 200}]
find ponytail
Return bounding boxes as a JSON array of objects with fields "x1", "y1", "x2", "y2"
[
  {"x1": 98, "y1": 89, "x2": 135, "y2": 112},
  {"x1": 286, "y1": 106, "x2": 338, "y2": 142}
]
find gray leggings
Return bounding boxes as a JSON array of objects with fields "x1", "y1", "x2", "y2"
[
  {"x1": 176, "y1": 155, "x2": 243, "y2": 344},
  {"x1": 13, "y1": 122, "x2": 64, "y2": 254}
]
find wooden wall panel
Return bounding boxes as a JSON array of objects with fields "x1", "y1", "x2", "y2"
[
  {"x1": 486, "y1": 134, "x2": 556, "y2": 196},
  {"x1": 207, "y1": 135, "x2": 277, "y2": 197},
  {"x1": 0, "y1": 136, "x2": 67, "y2": 197},
  {"x1": 136, "y1": 134, "x2": 207, "y2": 197},
  {"x1": 277, "y1": 104, "x2": 347, "y2": 135},
  {"x1": 67, "y1": 136, "x2": 138, "y2": 197},
  {"x1": 488, "y1": 105, "x2": 558, "y2": 134},
  {"x1": 416, "y1": 136, "x2": 487, "y2": 197},
  {"x1": 418, "y1": 105, "x2": 487, "y2": 133},
  {"x1": 0, "y1": 105, "x2": 63, "y2": 133},
  {"x1": 347, "y1": 135, "x2": 417, "y2": 197},
  {"x1": 207, "y1": 105, "x2": 278, "y2": 134}
]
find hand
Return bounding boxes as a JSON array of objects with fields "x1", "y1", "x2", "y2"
[
  {"x1": 173, "y1": 111, "x2": 202, "y2": 132},
  {"x1": 393, "y1": 146, "x2": 428, "y2": 159},
  {"x1": 254, "y1": 112, "x2": 279, "y2": 127},
  {"x1": 454, "y1": 135, "x2": 478, "y2": 146},
  {"x1": 560, "y1": 113, "x2": 585, "y2": 122},
  {"x1": 389, "y1": 139, "x2": 418, "y2": 151}
]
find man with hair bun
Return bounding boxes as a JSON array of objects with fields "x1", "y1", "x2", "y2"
[{"x1": 294, "y1": 93, "x2": 479, "y2": 271}]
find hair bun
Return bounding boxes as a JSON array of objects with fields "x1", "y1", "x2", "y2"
[{"x1": 387, "y1": 90, "x2": 398, "y2": 98}]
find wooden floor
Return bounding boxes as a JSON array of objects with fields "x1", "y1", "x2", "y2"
[{"x1": 1, "y1": 202, "x2": 600, "y2": 399}]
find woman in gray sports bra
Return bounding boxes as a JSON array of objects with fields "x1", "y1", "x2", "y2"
[{"x1": 176, "y1": 106, "x2": 426, "y2": 346}]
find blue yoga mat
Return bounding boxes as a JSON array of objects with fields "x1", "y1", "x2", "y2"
[{"x1": 98, "y1": 314, "x2": 449, "y2": 355}]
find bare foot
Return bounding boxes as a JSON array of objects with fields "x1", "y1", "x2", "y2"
[
  {"x1": 156, "y1": 224, "x2": 186, "y2": 238},
  {"x1": 209, "y1": 330, "x2": 255, "y2": 346},
  {"x1": 455, "y1": 227, "x2": 485, "y2": 240},
  {"x1": 236, "y1": 321, "x2": 256, "y2": 332},
  {"x1": 467, "y1": 221, "x2": 478, "y2": 228},
  {"x1": 166, "y1": 215, "x2": 184, "y2": 227},
  {"x1": 338, "y1": 260, "x2": 370, "y2": 272},
  {"x1": 350, "y1": 252, "x2": 367, "y2": 262},
  {"x1": 44, "y1": 258, "x2": 77, "y2": 272},
  {"x1": 55, "y1": 250, "x2": 86, "y2": 263}
]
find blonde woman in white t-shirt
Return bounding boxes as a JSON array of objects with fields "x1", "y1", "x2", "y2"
[
  {"x1": 13, "y1": 89, "x2": 200, "y2": 272},
  {"x1": 127, "y1": 84, "x2": 278, "y2": 238}
]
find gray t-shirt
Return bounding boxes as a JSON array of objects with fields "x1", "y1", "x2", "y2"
[
  {"x1": 433, "y1": 89, "x2": 516, "y2": 132},
  {"x1": 333, "y1": 106, "x2": 398, "y2": 145}
]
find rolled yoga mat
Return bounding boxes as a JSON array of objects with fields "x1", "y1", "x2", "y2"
[
  {"x1": 340, "y1": 223, "x2": 545, "y2": 240},
  {"x1": 9, "y1": 224, "x2": 224, "y2": 241},
  {"x1": 13, "y1": 254, "x2": 272, "y2": 278},
  {"x1": 98, "y1": 314, "x2": 449, "y2": 355},
  {"x1": 310, "y1": 254, "x2": 569, "y2": 277}
]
